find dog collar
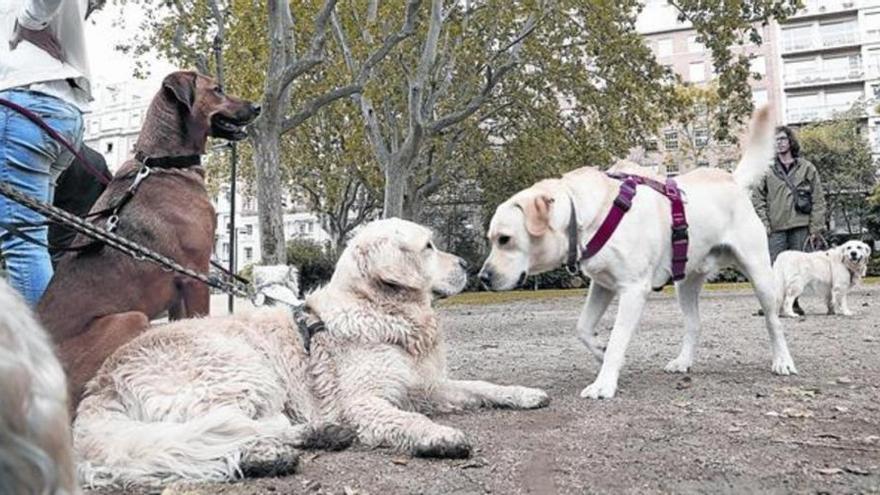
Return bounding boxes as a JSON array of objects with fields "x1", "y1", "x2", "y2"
[{"x1": 135, "y1": 151, "x2": 201, "y2": 169}]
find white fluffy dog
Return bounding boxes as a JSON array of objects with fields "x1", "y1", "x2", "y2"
[
  {"x1": 74, "y1": 218, "x2": 549, "y2": 488},
  {"x1": 774, "y1": 240, "x2": 871, "y2": 317},
  {"x1": 479, "y1": 107, "x2": 797, "y2": 399},
  {"x1": 0, "y1": 279, "x2": 78, "y2": 495}
]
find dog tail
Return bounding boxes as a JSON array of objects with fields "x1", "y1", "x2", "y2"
[{"x1": 732, "y1": 105, "x2": 775, "y2": 190}]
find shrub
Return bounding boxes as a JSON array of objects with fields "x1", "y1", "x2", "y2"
[{"x1": 286, "y1": 239, "x2": 339, "y2": 295}]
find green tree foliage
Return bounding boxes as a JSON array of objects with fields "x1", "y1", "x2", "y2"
[
  {"x1": 111, "y1": 0, "x2": 798, "y2": 239},
  {"x1": 799, "y1": 114, "x2": 876, "y2": 235}
]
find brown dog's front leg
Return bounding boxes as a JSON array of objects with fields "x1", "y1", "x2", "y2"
[
  {"x1": 59, "y1": 311, "x2": 150, "y2": 415},
  {"x1": 177, "y1": 278, "x2": 210, "y2": 318}
]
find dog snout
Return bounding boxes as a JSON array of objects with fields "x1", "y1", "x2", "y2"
[
  {"x1": 249, "y1": 103, "x2": 262, "y2": 116},
  {"x1": 478, "y1": 268, "x2": 493, "y2": 288}
]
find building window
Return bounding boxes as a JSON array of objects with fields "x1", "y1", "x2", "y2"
[
  {"x1": 752, "y1": 89, "x2": 768, "y2": 107},
  {"x1": 782, "y1": 25, "x2": 812, "y2": 51},
  {"x1": 657, "y1": 38, "x2": 673, "y2": 57},
  {"x1": 246, "y1": 224, "x2": 253, "y2": 236},
  {"x1": 105, "y1": 142, "x2": 114, "y2": 153},
  {"x1": 664, "y1": 130, "x2": 678, "y2": 150},
  {"x1": 222, "y1": 242, "x2": 229, "y2": 254},
  {"x1": 299, "y1": 223, "x2": 306, "y2": 234},
  {"x1": 750, "y1": 56, "x2": 766, "y2": 77},
  {"x1": 696, "y1": 160, "x2": 710, "y2": 168},
  {"x1": 820, "y1": 19, "x2": 858, "y2": 48},
  {"x1": 244, "y1": 247, "x2": 253, "y2": 261},
  {"x1": 694, "y1": 128, "x2": 709, "y2": 148},
  {"x1": 646, "y1": 138, "x2": 659, "y2": 151},
  {"x1": 308, "y1": 222, "x2": 314, "y2": 233},
  {"x1": 687, "y1": 35, "x2": 703, "y2": 53},
  {"x1": 688, "y1": 61, "x2": 705, "y2": 82}
]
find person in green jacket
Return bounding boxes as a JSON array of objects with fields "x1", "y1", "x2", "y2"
[{"x1": 753, "y1": 125, "x2": 827, "y2": 315}]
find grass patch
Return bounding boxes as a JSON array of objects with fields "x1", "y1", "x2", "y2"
[{"x1": 441, "y1": 277, "x2": 880, "y2": 307}]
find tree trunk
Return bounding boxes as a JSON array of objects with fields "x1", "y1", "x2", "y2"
[
  {"x1": 383, "y1": 163, "x2": 408, "y2": 219},
  {"x1": 251, "y1": 121, "x2": 287, "y2": 264}
]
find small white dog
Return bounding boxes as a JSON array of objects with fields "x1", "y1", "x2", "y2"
[
  {"x1": 774, "y1": 240, "x2": 871, "y2": 317},
  {"x1": 0, "y1": 279, "x2": 78, "y2": 495},
  {"x1": 479, "y1": 107, "x2": 797, "y2": 399},
  {"x1": 74, "y1": 218, "x2": 549, "y2": 488}
]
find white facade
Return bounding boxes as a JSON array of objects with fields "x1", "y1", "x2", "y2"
[
  {"x1": 777, "y1": 0, "x2": 880, "y2": 155},
  {"x1": 212, "y1": 185, "x2": 331, "y2": 269},
  {"x1": 83, "y1": 78, "x2": 161, "y2": 172}
]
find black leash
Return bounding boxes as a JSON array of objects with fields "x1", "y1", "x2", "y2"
[{"x1": 0, "y1": 181, "x2": 250, "y2": 298}]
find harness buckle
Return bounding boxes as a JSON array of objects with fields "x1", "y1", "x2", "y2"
[
  {"x1": 130, "y1": 166, "x2": 152, "y2": 192},
  {"x1": 671, "y1": 224, "x2": 689, "y2": 242},
  {"x1": 105, "y1": 214, "x2": 119, "y2": 232},
  {"x1": 613, "y1": 194, "x2": 633, "y2": 212}
]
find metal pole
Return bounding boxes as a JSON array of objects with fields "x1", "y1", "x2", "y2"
[{"x1": 228, "y1": 142, "x2": 238, "y2": 313}]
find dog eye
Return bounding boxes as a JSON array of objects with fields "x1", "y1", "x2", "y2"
[
  {"x1": 498, "y1": 235, "x2": 511, "y2": 246},
  {"x1": 425, "y1": 242, "x2": 434, "y2": 250},
  {"x1": 213, "y1": 86, "x2": 224, "y2": 95}
]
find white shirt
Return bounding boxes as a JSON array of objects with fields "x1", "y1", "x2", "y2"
[{"x1": 0, "y1": 0, "x2": 92, "y2": 110}]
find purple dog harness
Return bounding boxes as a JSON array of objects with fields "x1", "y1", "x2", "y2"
[{"x1": 565, "y1": 172, "x2": 689, "y2": 284}]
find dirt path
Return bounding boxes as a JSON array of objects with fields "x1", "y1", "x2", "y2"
[{"x1": 93, "y1": 287, "x2": 880, "y2": 494}]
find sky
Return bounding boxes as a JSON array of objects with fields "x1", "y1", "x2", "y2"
[{"x1": 84, "y1": 3, "x2": 177, "y2": 85}]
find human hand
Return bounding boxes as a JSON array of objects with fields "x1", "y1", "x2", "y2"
[{"x1": 9, "y1": 20, "x2": 65, "y2": 63}]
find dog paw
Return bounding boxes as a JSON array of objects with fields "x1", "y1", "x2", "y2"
[
  {"x1": 772, "y1": 358, "x2": 798, "y2": 376},
  {"x1": 579, "y1": 380, "x2": 616, "y2": 399},
  {"x1": 514, "y1": 387, "x2": 550, "y2": 409},
  {"x1": 413, "y1": 427, "x2": 471, "y2": 459},
  {"x1": 664, "y1": 357, "x2": 692, "y2": 374}
]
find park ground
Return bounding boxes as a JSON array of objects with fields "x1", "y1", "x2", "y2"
[{"x1": 103, "y1": 285, "x2": 879, "y2": 494}]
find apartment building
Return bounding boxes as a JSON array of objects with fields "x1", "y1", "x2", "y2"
[
  {"x1": 82, "y1": 78, "x2": 160, "y2": 172},
  {"x1": 777, "y1": 0, "x2": 880, "y2": 156},
  {"x1": 212, "y1": 185, "x2": 331, "y2": 269},
  {"x1": 633, "y1": 0, "x2": 783, "y2": 174}
]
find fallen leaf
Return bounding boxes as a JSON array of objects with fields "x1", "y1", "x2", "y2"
[
  {"x1": 833, "y1": 405, "x2": 849, "y2": 413},
  {"x1": 728, "y1": 426, "x2": 742, "y2": 433},
  {"x1": 676, "y1": 377, "x2": 692, "y2": 390},
  {"x1": 781, "y1": 386, "x2": 819, "y2": 398},
  {"x1": 781, "y1": 407, "x2": 814, "y2": 418},
  {"x1": 844, "y1": 466, "x2": 871, "y2": 476},
  {"x1": 816, "y1": 467, "x2": 844, "y2": 475},
  {"x1": 864, "y1": 335, "x2": 876, "y2": 342},
  {"x1": 672, "y1": 400, "x2": 690, "y2": 408},
  {"x1": 765, "y1": 411, "x2": 781, "y2": 417},
  {"x1": 391, "y1": 458, "x2": 409, "y2": 466},
  {"x1": 861, "y1": 435, "x2": 880, "y2": 444},
  {"x1": 836, "y1": 377, "x2": 853, "y2": 385},
  {"x1": 461, "y1": 459, "x2": 488, "y2": 469},
  {"x1": 815, "y1": 433, "x2": 841, "y2": 440}
]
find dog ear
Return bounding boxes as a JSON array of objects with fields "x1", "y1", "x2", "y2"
[
  {"x1": 357, "y1": 240, "x2": 424, "y2": 291},
  {"x1": 518, "y1": 194, "x2": 554, "y2": 237},
  {"x1": 163, "y1": 72, "x2": 196, "y2": 112}
]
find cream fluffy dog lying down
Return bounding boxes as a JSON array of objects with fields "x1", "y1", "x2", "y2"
[
  {"x1": 774, "y1": 240, "x2": 871, "y2": 318},
  {"x1": 74, "y1": 218, "x2": 549, "y2": 488},
  {"x1": 479, "y1": 107, "x2": 797, "y2": 400}
]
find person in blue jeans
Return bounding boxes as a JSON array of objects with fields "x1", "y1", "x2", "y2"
[{"x1": 0, "y1": 0, "x2": 94, "y2": 306}]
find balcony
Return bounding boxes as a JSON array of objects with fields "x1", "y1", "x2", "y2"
[
  {"x1": 784, "y1": 68, "x2": 864, "y2": 87},
  {"x1": 782, "y1": 31, "x2": 860, "y2": 53},
  {"x1": 786, "y1": 103, "x2": 864, "y2": 123},
  {"x1": 789, "y1": 0, "x2": 858, "y2": 19}
]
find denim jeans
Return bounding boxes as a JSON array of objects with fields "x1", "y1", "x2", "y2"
[
  {"x1": 0, "y1": 89, "x2": 84, "y2": 306},
  {"x1": 768, "y1": 226, "x2": 809, "y2": 264}
]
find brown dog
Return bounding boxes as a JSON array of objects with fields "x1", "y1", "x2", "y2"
[{"x1": 37, "y1": 71, "x2": 260, "y2": 409}]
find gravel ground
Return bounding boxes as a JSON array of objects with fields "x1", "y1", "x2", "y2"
[{"x1": 93, "y1": 287, "x2": 880, "y2": 494}]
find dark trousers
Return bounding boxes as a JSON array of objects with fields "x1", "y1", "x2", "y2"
[{"x1": 768, "y1": 226, "x2": 809, "y2": 264}]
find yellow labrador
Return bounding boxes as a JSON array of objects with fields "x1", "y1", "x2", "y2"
[
  {"x1": 74, "y1": 218, "x2": 549, "y2": 488},
  {"x1": 479, "y1": 107, "x2": 797, "y2": 399}
]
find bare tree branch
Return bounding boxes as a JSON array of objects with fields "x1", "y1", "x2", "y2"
[
  {"x1": 278, "y1": 0, "x2": 339, "y2": 90},
  {"x1": 281, "y1": 84, "x2": 361, "y2": 132}
]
